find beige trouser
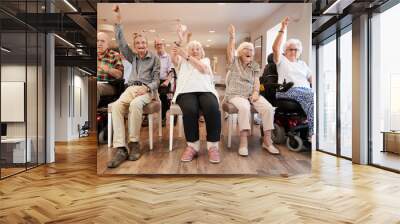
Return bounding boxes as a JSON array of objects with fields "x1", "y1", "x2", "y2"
[
  {"x1": 97, "y1": 83, "x2": 116, "y2": 106},
  {"x1": 229, "y1": 96, "x2": 275, "y2": 131},
  {"x1": 112, "y1": 86, "x2": 152, "y2": 147}
]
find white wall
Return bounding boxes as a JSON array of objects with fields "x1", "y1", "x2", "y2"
[
  {"x1": 205, "y1": 48, "x2": 228, "y2": 84},
  {"x1": 250, "y1": 3, "x2": 312, "y2": 67},
  {"x1": 54, "y1": 67, "x2": 89, "y2": 141}
]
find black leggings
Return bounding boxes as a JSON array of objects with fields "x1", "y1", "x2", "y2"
[
  {"x1": 158, "y1": 80, "x2": 171, "y2": 120},
  {"x1": 176, "y1": 92, "x2": 221, "y2": 142}
]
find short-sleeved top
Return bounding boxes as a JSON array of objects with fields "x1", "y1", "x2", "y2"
[
  {"x1": 172, "y1": 57, "x2": 219, "y2": 103},
  {"x1": 276, "y1": 56, "x2": 312, "y2": 88},
  {"x1": 225, "y1": 56, "x2": 261, "y2": 100},
  {"x1": 97, "y1": 48, "x2": 124, "y2": 81}
]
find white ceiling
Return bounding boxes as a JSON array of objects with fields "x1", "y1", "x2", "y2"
[{"x1": 97, "y1": 3, "x2": 283, "y2": 50}]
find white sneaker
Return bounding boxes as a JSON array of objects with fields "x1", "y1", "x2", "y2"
[
  {"x1": 238, "y1": 147, "x2": 248, "y2": 156},
  {"x1": 262, "y1": 143, "x2": 280, "y2": 155}
]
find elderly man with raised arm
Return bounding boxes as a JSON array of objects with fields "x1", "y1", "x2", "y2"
[{"x1": 108, "y1": 5, "x2": 160, "y2": 168}]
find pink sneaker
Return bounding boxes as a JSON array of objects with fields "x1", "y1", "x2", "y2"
[
  {"x1": 181, "y1": 146, "x2": 198, "y2": 162},
  {"x1": 208, "y1": 147, "x2": 221, "y2": 163}
]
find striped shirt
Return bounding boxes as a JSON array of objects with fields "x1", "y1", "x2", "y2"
[
  {"x1": 225, "y1": 56, "x2": 261, "y2": 101},
  {"x1": 97, "y1": 48, "x2": 124, "y2": 81}
]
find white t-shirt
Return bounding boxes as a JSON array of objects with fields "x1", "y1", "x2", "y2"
[
  {"x1": 277, "y1": 56, "x2": 312, "y2": 88},
  {"x1": 179, "y1": 57, "x2": 214, "y2": 93},
  {"x1": 172, "y1": 57, "x2": 219, "y2": 103}
]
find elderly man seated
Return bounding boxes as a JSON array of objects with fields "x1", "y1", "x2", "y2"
[{"x1": 107, "y1": 5, "x2": 160, "y2": 168}]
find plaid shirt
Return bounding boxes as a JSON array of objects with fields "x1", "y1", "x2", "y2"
[{"x1": 97, "y1": 48, "x2": 124, "y2": 81}]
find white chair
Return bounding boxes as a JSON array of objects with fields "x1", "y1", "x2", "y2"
[
  {"x1": 107, "y1": 99, "x2": 162, "y2": 150},
  {"x1": 168, "y1": 104, "x2": 184, "y2": 151},
  {"x1": 222, "y1": 101, "x2": 257, "y2": 148}
]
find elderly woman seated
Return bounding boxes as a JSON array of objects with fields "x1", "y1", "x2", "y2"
[
  {"x1": 225, "y1": 24, "x2": 279, "y2": 156},
  {"x1": 171, "y1": 24, "x2": 222, "y2": 163},
  {"x1": 273, "y1": 17, "x2": 314, "y2": 139}
]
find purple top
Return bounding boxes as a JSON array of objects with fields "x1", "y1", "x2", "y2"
[{"x1": 158, "y1": 52, "x2": 174, "y2": 80}]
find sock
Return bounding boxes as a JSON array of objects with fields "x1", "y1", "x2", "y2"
[
  {"x1": 188, "y1": 141, "x2": 200, "y2": 152},
  {"x1": 264, "y1": 130, "x2": 273, "y2": 146},
  {"x1": 207, "y1": 141, "x2": 219, "y2": 150}
]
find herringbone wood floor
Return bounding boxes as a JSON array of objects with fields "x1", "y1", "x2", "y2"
[{"x1": 1, "y1": 135, "x2": 400, "y2": 223}]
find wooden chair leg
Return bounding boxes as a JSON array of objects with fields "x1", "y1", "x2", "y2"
[
  {"x1": 250, "y1": 113, "x2": 254, "y2": 136},
  {"x1": 169, "y1": 114, "x2": 174, "y2": 152},
  {"x1": 158, "y1": 110, "x2": 162, "y2": 137},
  {"x1": 228, "y1": 114, "x2": 232, "y2": 148},
  {"x1": 148, "y1": 114, "x2": 153, "y2": 150},
  {"x1": 108, "y1": 112, "x2": 112, "y2": 148}
]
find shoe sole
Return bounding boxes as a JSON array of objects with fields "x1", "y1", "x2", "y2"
[{"x1": 262, "y1": 144, "x2": 280, "y2": 155}]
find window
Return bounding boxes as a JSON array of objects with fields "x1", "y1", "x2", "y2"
[
  {"x1": 370, "y1": 3, "x2": 400, "y2": 171},
  {"x1": 317, "y1": 37, "x2": 337, "y2": 154},
  {"x1": 340, "y1": 29, "x2": 352, "y2": 158}
]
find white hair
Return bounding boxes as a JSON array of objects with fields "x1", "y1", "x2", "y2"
[
  {"x1": 236, "y1": 42, "x2": 255, "y2": 56},
  {"x1": 186, "y1": 40, "x2": 205, "y2": 58},
  {"x1": 283, "y1": 38, "x2": 303, "y2": 59}
]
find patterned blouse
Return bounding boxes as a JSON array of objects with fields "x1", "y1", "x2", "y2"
[
  {"x1": 224, "y1": 56, "x2": 261, "y2": 101},
  {"x1": 97, "y1": 48, "x2": 124, "y2": 81}
]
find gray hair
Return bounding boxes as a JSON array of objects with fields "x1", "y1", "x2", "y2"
[
  {"x1": 283, "y1": 38, "x2": 303, "y2": 59},
  {"x1": 236, "y1": 42, "x2": 255, "y2": 56},
  {"x1": 186, "y1": 40, "x2": 205, "y2": 58}
]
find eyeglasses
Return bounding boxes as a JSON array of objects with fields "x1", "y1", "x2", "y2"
[{"x1": 287, "y1": 48, "x2": 299, "y2": 52}]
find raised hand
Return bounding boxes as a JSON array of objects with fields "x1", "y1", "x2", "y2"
[
  {"x1": 228, "y1": 24, "x2": 235, "y2": 38},
  {"x1": 281, "y1": 17, "x2": 289, "y2": 30},
  {"x1": 176, "y1": 24, "x2": 186, "y2": 42},
  {"x1": 113, "y1": 5, "x2": 121, "y2": 24}
]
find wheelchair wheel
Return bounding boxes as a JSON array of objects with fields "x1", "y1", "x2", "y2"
[
  {"x1": 272, "y1": 124, "x2": 286, "y2": 144},
  {"x1": 286, "y1": 135, "x2": 303, "y2": 152},
  {"x1": 98, "y1": 129, "x2": 107, "y2": 144}
]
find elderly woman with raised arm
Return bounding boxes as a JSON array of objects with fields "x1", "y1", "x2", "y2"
[{"x1": 225, "y1": 24, "x2": 279, "y2": 156}]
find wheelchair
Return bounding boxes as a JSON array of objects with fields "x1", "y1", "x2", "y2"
[
  {"x1": 260, "y1": 54, "x2": 311, "y2": 152},
  {"x1": 97, "y1": 79, "x2": 126, "y2": 144}
]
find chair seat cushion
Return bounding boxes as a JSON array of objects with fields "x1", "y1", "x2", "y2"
[
  {"x1": 107, "y1": 100, "x2": 161, "y2": 115},
  {"x1": 169, "y1": 104, "x2": 183, "y2": 115},
  {"x1": 143, "y1": 101, "x2": 161, "y2": 114},
  {"x1": 222, "y1": 102, "x2": 257, "y2": 114}
]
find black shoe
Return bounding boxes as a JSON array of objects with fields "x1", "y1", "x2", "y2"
[
  {"x1": 107, "y1": 147, "x2": 128, "y2": 168},
  {"x1": 128, "y1": 142, "x2": 142, "y2": 161},
  {"x1": 162, "y1": 118, "x2": 166, "y2": 127}
]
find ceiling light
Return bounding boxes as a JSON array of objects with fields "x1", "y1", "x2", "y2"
[
  {"x1": 148, "y1": 29, "x2": 156, "y2": 33},
  {"x1": 76, "y1": 49, "x2": 83, "y2": 52},
  {"x1": 1, "y1": 47, "x2": 11, "y2": 53},
  {"x1": 54, "y1": 34, "x2": 75, "y2": 48},
  {"x1": 209, "y1": 30, "x2": 216, "y2": 33},
  {"x1": 217, "y1": 3, "x2": 225, "y2": 6},
  {"x1": 63, "y1": 0, "x2": 78, "y2": 12},
  {"x1": 207, "y1": 39, "x2": 212, "y2": 42}
]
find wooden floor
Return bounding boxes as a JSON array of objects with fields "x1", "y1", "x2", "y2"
[
  {"x1": 372, "y1": 151, "x2": 400, "y2": 171},
  {"x1": 98, "y1": 122, "x2": 311, "y2": 175},
  {"x1": 0, "y1": 136, "x2": 400, "y2": 223}
]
